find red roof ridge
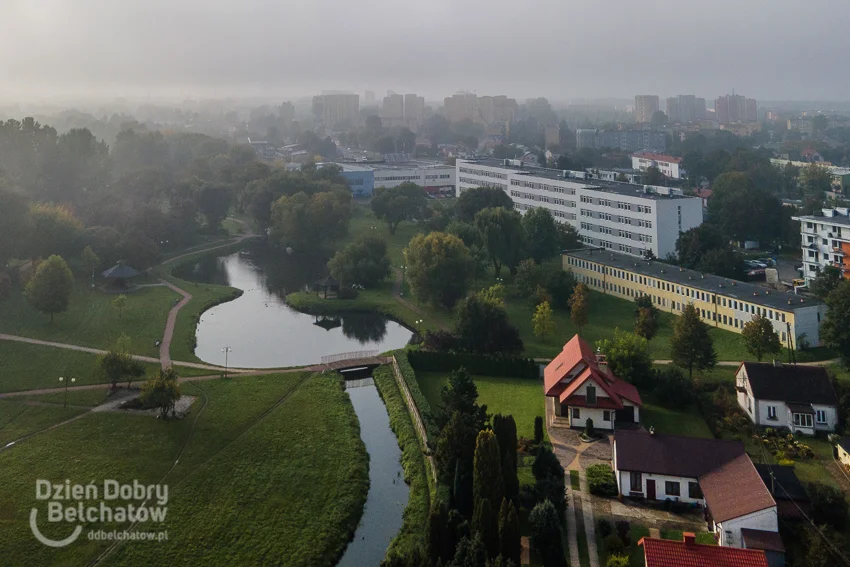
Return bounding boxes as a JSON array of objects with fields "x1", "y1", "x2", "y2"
[{"x1": 639, "y1": 536, "x2": 769, "y2": 567}]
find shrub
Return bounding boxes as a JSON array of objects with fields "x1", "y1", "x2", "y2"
[
  {"x1": 604, "y1": 533, "x2": 625, "y2": 555},
  {"x1": 584, "y1": 418, "x2": 595, "y2": 438},
  {"x1": 337, "y1": 287, "x2": 359, "y2": 299},
  {"x1": 587, "y1": 464, "x2": 618, "y2": 497},
  {"x1": 534, "y1": 416, "x2": 544, "y2": 445},
  {"x1": 422, "y1": 329, "x2": 459, "y2": 351},
  {"x1": 652, "y1": 366, "x2": 693, "y2": 406},
  {"x1": 615, "y1": 520, "x2": 630, "y2": 545},
  {"x1": 808, "y1": 481, "x2": 849, "y2": 530},
  {"x1": 598, "y1": 518, "x2": 613, "y2": 539},
  {"x1": 606, "y1": 555, "x2": 629, "y2": 567}
]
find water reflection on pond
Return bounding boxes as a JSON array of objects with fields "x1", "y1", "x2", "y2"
[{"x1": 175, "y1": 244, "x2": 413, "y2": 368}]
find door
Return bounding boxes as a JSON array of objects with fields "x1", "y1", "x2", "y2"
[
  {"x1": 646, "y1": 479, "x2": 656, "y2": 500},
  {"x1": 616, "y1": 406, "x2": 635, "y2": 423}
]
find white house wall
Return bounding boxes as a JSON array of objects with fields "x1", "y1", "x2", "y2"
[
  {"x1": 715, "y1": 507, "x2": 778, "y2": 548},
  {"x1": 615, "y1": 469, "x2": 704, "y2": 505},
  {"x1": 566, "y1": 407, "x2": 616, "y2": 430}
]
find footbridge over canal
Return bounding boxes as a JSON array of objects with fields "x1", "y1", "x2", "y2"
[{"x1": 321, "y1": 351, "x2": 389, "y2": 373}]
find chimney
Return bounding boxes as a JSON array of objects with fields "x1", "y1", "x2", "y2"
[{"x1": 683, "y1": 533, "x2": 696, "y2": 545}]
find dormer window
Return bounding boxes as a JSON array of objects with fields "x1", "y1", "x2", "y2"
[{"x1": 587, "y1": 385, "x2": 597, "y2": 405}]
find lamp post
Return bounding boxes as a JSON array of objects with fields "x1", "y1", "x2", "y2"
[
  {"x1": 59, "y1": 375, "x2": 75, "y2": 408},
  {"x1": 222, "y1": 346, "x2": 232, "y2": 379},
  {"x1": 415, "y1": 319, "x2": 423, "y2": 335}
]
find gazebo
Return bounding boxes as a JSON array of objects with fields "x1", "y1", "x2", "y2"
[
  {"x1": 101, "y1": 262, "x2": 141, "y2": 290},
  {"x1": 313, "y1": 275, "x2": 339, "y2": 298}
]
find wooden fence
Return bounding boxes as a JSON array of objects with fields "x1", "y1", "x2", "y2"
[{"x1": 391, "y1": 354, "x2": 437, "y2": 485}]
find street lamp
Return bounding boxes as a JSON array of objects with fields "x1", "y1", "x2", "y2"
[
  {"x1": 415, "y1": 319, "x2": 423, "y2": 334},
  {"x1": 222, "y1": 346, "x2": 232, "y2": 379},
  {"x1": 59, "y1": 375, "x2": 75, "y2": 408},
  {"x1": 400, "y1": 265, "x2": 407, "y2": 287}
]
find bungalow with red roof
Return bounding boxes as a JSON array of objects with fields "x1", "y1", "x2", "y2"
[
  {"x1": 614, "y1": 430, "x2": 781, "y2": 551},
  {"x1": 544, "y1": 335, "x2": 642, "y2": 430},
  {"x1": 640, "y1": 533, "x2": 769, "y2": 567}
]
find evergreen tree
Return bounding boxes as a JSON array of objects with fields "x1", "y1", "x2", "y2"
[
  {"x1": 492, "y1": 414, "x2": 518, "y2": 501},
  {"x1": 427, "y1": 505, "x2": 456, "y2": 565},
  {"x1": 472, "y1": 498, "x2": 499, "y2": 559},
  {"x1": 529, "y1": 500, "x2": 564, "y2": 567},
  {"x1": 534, "y1": 416, "x2": 544, "y2": 445},
  {"x1": 451, "y1": 534, "x2": 488, "y2": 567},
  {"x1": 498, "y1": 499, "x2": 521, "y2": 566},
  {"x1": 473, "y1": 431, "x2": 504, "y2": 511},
  {"x1": 670, "y1": 303, "x2": 717, "y2": 380}
]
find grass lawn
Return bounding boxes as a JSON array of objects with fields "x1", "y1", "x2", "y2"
[
  {"x1": 16, "y1": 387, "x2": 113, "y2": 407},
  {"x1": 416, "y1": 372, "x2": 548, "y2": 440},
  {"x1": 0, "y1": 372, "x2": 370, "y2": 567},
  {"x1": 348, "y1": 204, "x2": 428, "y2": 268},
  {"x1": 0, "y1": 400, "x2": 87, "y2": 445},
  {"x1": 629, "y1": 524, "x2": 651, "y2": 567},
  {"x1": 639, "y1": 394, "x2": 714, "y2": 439},
  {"x1": 0, "y1": 342, "x2": 163, "y2": 393},
  {"x1": 0, "y1": 282, "x2": 178, "y2": 357},
  {"x1": 570, "y1": 470, "x2": 580, "y2": 490}
]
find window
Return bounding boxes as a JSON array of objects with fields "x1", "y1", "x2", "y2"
[
  {"x1": 571, "y1": 407, "x2": 580, "y2": 420},
  {"x1": 630, "y1": 472, "x2": 642, "y2": 492},
  {"x1": 586, "y1": 385, "x2": 597, "y2": 404},
  {"x1": 603, "y1": 410, "x2": 612, "y2": 422},
  {"x1": 767, "y1": 406, "x2": 777, "y2": 420},
  {"x1": 688, "y1": 482, "x2": 702, "y2": 499},
  {"x1": 816, "y1": 409, "x2": 827, "y2": 424},
  {"x1": 793, "y1": 413, "x2": 813, "y2": 428},
  {"x1": 665, "y1": 481, "x2": 681, "y2": 497}
]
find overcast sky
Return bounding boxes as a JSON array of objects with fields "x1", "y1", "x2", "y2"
[{"x1": 2, "y1": 0, "x2": 848, "y2": 103}]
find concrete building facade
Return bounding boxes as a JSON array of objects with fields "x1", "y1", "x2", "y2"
[
  {"x1": 456, "y1": 158, "x2": 702, "y2": 259},
  {"x1": 311, "y1": 93, "x2": 359, "y2": 130},
  {"x1": 632, "y1": 152, "x2": 685, "y2": 179},
  {"x1": 563, "y1": 248, "x2": 827, "y2": 349},
  {"x1": 793, "y1": 207, "x2": 850, "y2": 283},
  {"x1": 635, "y1": 95, "x2": 660, "y2": 123}
]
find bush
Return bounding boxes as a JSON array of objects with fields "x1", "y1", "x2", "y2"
[
  {"x1": 652, "y1": 366, "x2": 693, "y2": 406},
  {"x1": 337, "y1": 287, "x2": 359, "y2": 299},
  {"x1": 606, "y1": 555, "x2": 629, "y2": 567},
  {"x1": 598, "y1": 519, "x2": 613, "y2": 539},
  {"x1": 584, "y1": 418, "x2": 595, "y2": 438},
  {"x1": 616, "y1": 521, "x2": 630, "y2": 545},
  {"x1": 407, "y1": 350, "x2": 539, "y2": 379},
  {"x1": 808, "y1": 481, "x2": 849, "y2": 530},
  {"x1": 604, "y1": 533, "x2": 625, "y2": 555},
  {"x1": 422, "y1": 329, "x2": 459, "y2": 351},
  {"x1": 587, "y1": 464, "x2": 618, "y2": 497},
  {"x1": 534, "y1": 416, "x2": 544, "y2": 445}
]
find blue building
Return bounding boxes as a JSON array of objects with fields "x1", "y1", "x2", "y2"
[{"x1": 338, "y1": 164, "x2": 375, "y2": 197}]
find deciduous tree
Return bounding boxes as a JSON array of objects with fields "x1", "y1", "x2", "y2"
[
  {"x1": 404, "y1": 232, "x2": 472, "y2": 308},
  {"x1": 328, "y1": 235, "x2": 391, "y2": 287},
  {"x1": 454, "y1": 294, "x2": 523, "y2": 355},
  {"x1": 27, "y1": 203, "x2": 83, "y2": 261},
  {"x1": 99, "y1": 350, "x2": 145, "y2": 389},
  {"x1": 822, "y1": 279, "x2": 850, "y2": 364},
  {"x1": 140, "y1": 368, "x2": 182, "y2": 419},
  {"x1": 24, "y1": 254, "x2": 74, "y2": 322},
  {"x1": 741, "y1": 314, "x2": 782, "y2": 361},
  {"x1": 456, "y1": 186, "x2": 514, "y2": 222},
  {"x1": 371, "y1": 182, "x2": 429, "y2": 234},
  {"x1": 112, "y1": 294, "x2": 128, "y2": 319},
  {"x1": 0, "y1": 185, "x2": 30, "y2": 266},
  {"x1": 670, "y1": 303, "x2": 717, "y2": 380},
  {"x1": 80, "y1": 245, "x2": 100, "y2": 281},
  {"x1": 475, "y1": 207, "x2": 525, "y2": 277},
  {"x1": 810, "y1": 265, "x2": 843, "y2": 299},
  {"x1": 596, "y1": 329, "x2": 652, "y2": 385},
  {"x1": 568, "y1": 283, "x2": 589, "y2": 333},
  {"x1": 634, "y1": 295, "x2": 659, "y2": 340},
  {"x1": 194, "y1": 183, "x2": 233, "y2": 231},
  {"x1": 522, "y1": 207, "x2": 559, "y2": 263},
  {"x1": 532, "y1": 301, "x2": 555, "y2": 341}
]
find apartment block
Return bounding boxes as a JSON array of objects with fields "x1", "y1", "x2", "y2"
[
  {"x1": 666, "y1": 95, "x2": 706, "y2": 123},
  {"x1": 715, "y1": 94, "x2": 758, "y2": 124},
  {"x1": 793, "y1": 208, "x2": 850, "y2": 283},
  {"x1": 635, "y1": 95, "x2": 660, "y2": 123},
  {"x1": 311, "y1": 93, "x2": 359, "y2": 130},
  {"x1": 564, "y1": 249, "x2": 826, "y2": 349},
  {"x1": 631, "y1": 152, "x2": 685, "y2": 179},
  {"x1": 575, "y1": 129, "x2": 666, "y2": 152},
  {"x1": 456, "y1": 158, "x2": 702, "y2": 259}
]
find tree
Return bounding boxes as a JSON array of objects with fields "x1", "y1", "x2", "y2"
[
  {"x1": 533, "y1": 301, "x2": 555, "y2": 341},
  {"x1": 479, "y1": 283, "x2": 506, "y2": 307},
  {"x1": 99, "y1": 350, "x2": 145, "y2": 389},
  {"x1": 111, "y1": 294, "x2": 128, "y2": 319},
  {"x1": 675, "y1": 224, "x2": 727, "y2": 269},
  {"x1": 498, "y1": 499, "x2": 521, "y2": 567},
  {"x1": 27, "y1": 203, "x2": 83, "y2": 261},
  {"x1": 643, "y1": 166, "x2": 666, "y2": 186},
  {"x1": 371, "y1": 183, "x2": 429, "y2": 234},
  {"x1": 670, "y1": 304, "x2": 717, "y2": 380},
  {"x1": 475, "y1": 208, "x2": 525, "y2": 277},
  {"x1": 822, "y1": 280, "x2": 850, "y2": 364},
  {"x1": 555, "y1": 222, "x2": 580, "y2": 252},
  {"x1": 451, "y1": 535, "x2": 488, "y2": 567},
  {"x1": 0, "y1": 273, "x2": 11, "y2": 302},
  {"x1": 492, "y1": 414, "x2": 518, "y2": 501},
  {"x1": 534, "y1": 416, "x2": 544, "y2": 445},
  {"x1": 528, "y1": 500, "x2": 564, "y2": 567},
  {"x1": 596, "y1": 329, "x2": 652, "y2": 385},
  {"x1": 605, "y1": 556, "x2": 629, "y2": 567},
  {"x1": 195, "y1": 183, "x2": 233, "y2": 231},
  {"x1": 404, "y1": 232, "x2": 473, "y2": 308},
  {"x1": 271, "y1": 190, "x2": 351, "y2": 251},
  {"x1": 472, "y1": 498, "x2": 499, "y2": 559},
  {"x1": 810, "y1": 265, "x2": 843, "y2": 299},
  {"x1": 697, "y1": 247, "x2": 743, "y2": 279},
  {"x1": 139, "y1": 368, "x2": 182, "y2": 419},
  {"x1": 0, "y1": 185, "x2": 30, "y2": 267},
  {"x1": 708, "y1": 172, "x2": 784, "y2": 244},
  {"x1": 436, "y1": 411, "x2": 479, "y2": 509},
  {"x1": 456, "y1": 186, "x2": 514, "y2": 222},
  {"x1": 569, "y1": 283, "x2": 589, "y2": 333},
  {"x1": 812, "y1": 115, "x2": 829, "y2": 134},
  {"x1": 514, "y1": 259, "x2": 542, "y2": 298},
  {"x1": 808, "y1": 481, "x2": 849, "y2": 530},
  {"x1": 803, "y1": 163, "x2": 832, "y2": 197},
  {"x1": 634, "y1": 295, "x2": 659, "y2": 340},
  {"x1": 426, "y1": 505, "x2": 456, "y2": 565},
  {"x1": 522, "y1": 208, "x2": 559, "y2": 263},
  {"x1": 543, "y1": 267, "x2": 576, "y2": 310},
  {"x1": 473, "y1": 431, "x2": 504, "y2": 513},
  {"x1": 741, "y1": 315, "x2": 782, "y2": 361},
  {"x1": 650, "y1": 110, "x2": 668, "y2": 127},
  {"x1": 25, "y1": 255, "x2": 74, "y2": 322},
  {"x1": 454, "y1": 294, "x2": 524, "y2": 355},
  {"x1": 440, "y1": 367, "x2": 488, "y2": 432},
  {"x1": 80, "y1": 245, "x2": 100, "y2": 282},
  {"x1": 328, "y1": 235, "x2": 391, "y2": 287}
]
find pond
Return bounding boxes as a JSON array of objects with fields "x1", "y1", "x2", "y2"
[
  {"x1": 174, "y1": 244, "x2": 413, "y2": 368},
  {"x1": 339, "y1": 377, "x2": 409, "y2": 567}
]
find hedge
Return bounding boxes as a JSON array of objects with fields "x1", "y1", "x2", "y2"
[
  {"x1": 407, "y1": 350, "x2": 539, "y2": 380},
  {"x1": 586, "y1": 464, "x2": 618, "y2": 497}
]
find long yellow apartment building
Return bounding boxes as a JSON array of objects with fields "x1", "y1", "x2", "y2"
[{"x1": 564, "y1": 249, "x2": 827, "y2": 350}]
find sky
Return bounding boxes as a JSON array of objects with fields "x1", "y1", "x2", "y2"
[{"x1": 1, "y1": 0, "x2": 849, "y2": 103}]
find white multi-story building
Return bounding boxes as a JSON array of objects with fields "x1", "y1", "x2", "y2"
[
  {"x1": 792, "y1": 207, "x2": 850, "y2": 284},
  {"x1": 631, "y1": 152, "x2": 685, "y2": 179},
  {"x1": 373, "y1": 161, "x2": 455, "y2": 192},
  {"x1": 456, "y1": 158, "x2": 702, "y2": 259}
]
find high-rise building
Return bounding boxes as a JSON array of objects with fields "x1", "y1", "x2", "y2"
[
  {"x1": 666, "y1": 95, "x2": 704, "y2": 123},
  {"x1": 382, "y1": 93, "x2": 405, "y2": 128},
  {"x1": 443, "y1": 93, "x2": 517, "y2": 126},
  {"x1": 715, "y1": 94, "x2": 758, "y2": 124},
  {"x1": 793, "y1": 207, "x2": 850, "y2": 284},
  {"x1": 634, "y1": 95, "x2": 660, "y2": 123},
  {"x1": 311, "y1": 93, "x2": 359, "y2": 130},
  {"x1": 404, "y1": 94, "x2": 425, "y2": 126},
  {"x1": 443, "y1": 92, "x2": 479, "y2": 123},
  {"x1": 665, "y1": 97, "x2": 680, "y2": 123}
]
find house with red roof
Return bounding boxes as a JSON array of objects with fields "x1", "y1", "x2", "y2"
[
  {"x1": 544, "y1": 335, "x2": 642, "y2": 430},
  {"x1": 640, "y1": 533, "x2": 769, "y2": 567}
]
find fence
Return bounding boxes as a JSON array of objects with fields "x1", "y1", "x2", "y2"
[
  {"x1": 391, "y1": 354, "x2": 437, "y2": 485},
  {"x1": 320, "y1": 350, "x2": 379, "y2": 364}
]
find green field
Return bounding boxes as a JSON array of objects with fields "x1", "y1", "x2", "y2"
[
  {"x1": 15, "y1": 387, "x2": 113, "y2": 407},
  {"x1": 0, "y1": 400, "x2": 87, "y2": 445},
  {"x1": 0, "y1": 372, "x2": 370, "y2": 566},
  {"x1": 0, "y1": 282, "x2": 178, "y2": 358},
  {"x1": 416, "y1": 371, "x2": 547, "y2": 440},
  {"x1": 639, "y1": 395, "x2": 714, "y2": 439}
]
